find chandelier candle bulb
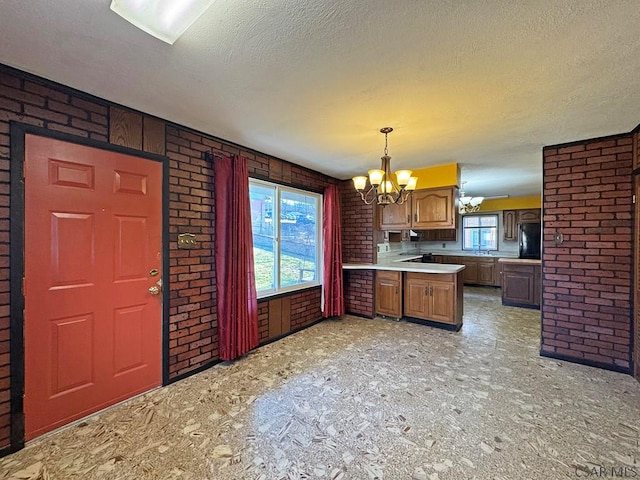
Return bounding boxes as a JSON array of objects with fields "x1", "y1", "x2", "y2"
[
  {"x1": 406, "y1": 177, "x2": 418, "y2": 190},
  {"x1": 368, "y1": 169, "x2": 384, "y2": 186},
  {"x1": 353, "y1": 176, "x2": 368, "y2": 191},
  {"x1": 395, "y1": 170, "x2": 413, "y2": 186}
]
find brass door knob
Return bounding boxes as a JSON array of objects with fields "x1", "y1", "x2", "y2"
[{"x1": 149, "y1": 285, "x2": 160, "y2": 295}]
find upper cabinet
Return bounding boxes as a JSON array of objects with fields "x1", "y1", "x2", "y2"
[
  {"x1": 377, "y1": 200, "x2": 412, "y2": 229},
  {"x1": 503, "y1": 210, "x2": 517, "y2": 241},
  {"x1": 378, "y1": 187, "x2": 458, "y2": 230},
  {"x1": 517, "y1": 209, "x2": 541, "y2": 223},
  {"x1": 503, "y1": 208, "x2": 541, "y2": 241},
  {"x1": 412, "y1": 188, "x2": 457, "y2": 229}
]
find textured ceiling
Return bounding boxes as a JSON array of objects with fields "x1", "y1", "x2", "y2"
[{"x1": 1, "y1": 0, "x2": 639, "y2": 198}]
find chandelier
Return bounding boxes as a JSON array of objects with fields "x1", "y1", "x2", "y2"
[
  {"x1": 352, "y1": 127, "x2": 418, "y2": 205},
  {"x1": 458, "y1": 182, "x2": 484, "y2": 214}
]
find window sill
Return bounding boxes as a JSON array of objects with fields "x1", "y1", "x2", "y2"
[{"x1": 257, "y1": 283, "x2": 322, "y2": 301}]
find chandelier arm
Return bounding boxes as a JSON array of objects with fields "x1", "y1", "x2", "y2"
[{"x1": 359, "y1": 186, "x2": 377, "y2": 205}]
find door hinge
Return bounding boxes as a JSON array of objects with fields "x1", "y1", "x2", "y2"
[{"x1": 633, "y1": 194, "x2": 636, "y2": 204}]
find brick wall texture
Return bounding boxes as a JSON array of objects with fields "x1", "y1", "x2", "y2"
[
  {"x1": 542, "y1": 134, "x2": 634, "y2": 371},
  {"x1": 0, "y1": 65, "x2": 336, "y2": 449},
  {"x1": 340, "y1": 182, "x2": 375, "y2": 317}
]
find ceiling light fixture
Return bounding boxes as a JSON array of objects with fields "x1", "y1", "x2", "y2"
[
  {"x1": 352, "y1": 127, "x2": 418, "y2": 206},
  {"x1": 110, "y1": 0, "x2": 216, "y2": 45},
  {"x1": 458, "y1": 181, "x2": 484, "y2": 214}
]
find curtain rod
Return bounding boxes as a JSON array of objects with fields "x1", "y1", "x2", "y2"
[{"x1": 202, "y1": 150, "x2": 228, "y2": 162}]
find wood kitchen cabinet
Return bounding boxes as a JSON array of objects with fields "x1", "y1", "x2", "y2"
[
  {"x1": 378, "y1": 187, "x2": 458, "y2": 230},
  {"x1": 517, "y1": 209, "x2": 541, "y2": 223},
  {"x1": 377, "y1": 201, "x2": 411, "y2": 229},
  {"x1": 462, "y1": 262, "x2": 478, "y2": 284},
  {"x1": 503, "y1": 209, "x2": 540, "y2": 241},
  {"x1": 404, "y1": 272, "x2": 463, "y2": 329},
  {"x1": 477, "y1": 259, "x2": 497, "y2": 285},
  {"x1": 437, "y1": 255, "x2": 499, "y2": 286},
  {"x1": 500, "y1": 262, "x2": 541, "y2": 309},
  {"x1": 375, "y1": 270, "x2": 402, "y2": 318},
  {"x1": 503, "y1": 210, "x2": 517, "y2": 241},
  {"x1": 412, "y1": 188, "x2": 457, "y2": 229},
  {"x1": 422, "y1": 228, "x2": 457, "y2": 242}
]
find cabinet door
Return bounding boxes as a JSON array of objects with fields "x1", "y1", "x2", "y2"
[
  {"x1": 477, "y1": 261, "x2": 496, "y2": 285},
  {"x1": 502, "y1": 266, "x2": 535, "y2": 305},
  {"x1": 375, "y1": 271, "x2": 402, "y2": 317},
  {"x1": 462, "y1": 261, "x2": 478, "y2": 284},
  {"x1": 404, "y1": 277, "x2": 430, "y2": 319},
  {"x1": 378, "y1": 201, "x2": 411, "y2": 229},
  {"x1": 412, "y1": 188, "x2": 456, "y2": 229},
  {"x1": 437, "y1": 229, "x2": 457, "y2": 241},
  {"x1": 428, "y1": 281, "x2": 456, "y2": 324},
  {"x1": 503, "y1": 210, "x2": 517, "y2": 241},
  {"x1": 517, "y1": 209, "x2": 541, "y2": 223}
]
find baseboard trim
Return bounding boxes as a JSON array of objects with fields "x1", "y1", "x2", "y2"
[{"x1": 540, "y1": 349, "x2": 631, "y2": 375}]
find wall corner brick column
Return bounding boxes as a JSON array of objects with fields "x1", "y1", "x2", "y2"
[
  {"x1": 340, "y1": 181, "x2": 375, "y2": 318},
  {"x1": 541, "y1": 133, "x2": 634, "y2": 372}
]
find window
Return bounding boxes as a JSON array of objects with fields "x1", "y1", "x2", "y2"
[
  {"x1": 249, "y1": 179, "x2": 322, "y2": 296},
  {"x1": 462, "y1": 215, "x2": 498, "y2": 251}
]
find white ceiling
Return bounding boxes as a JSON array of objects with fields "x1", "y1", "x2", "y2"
[{"x1": 1, "y1": 1, "x2": 639, "y2": 198}]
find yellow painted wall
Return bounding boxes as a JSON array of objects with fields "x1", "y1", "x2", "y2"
[
  {"x1": 479, "y1": 195, "x2": 541, "y2": 211},
  {"x1": 411, "y1": 163, "x2": 460, "y2": 189}
]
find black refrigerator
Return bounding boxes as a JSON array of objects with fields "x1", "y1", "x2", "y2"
[{"x1": 518, "y1": 223, "x2": 541, "y2": 259}]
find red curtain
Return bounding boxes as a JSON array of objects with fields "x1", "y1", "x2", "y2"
[
  {"x1": 322, "y1": 184, "x2": 345, "y2": 317},
  {"x1": 214, "y1": 155, "x2": 259, "y2": 360}
]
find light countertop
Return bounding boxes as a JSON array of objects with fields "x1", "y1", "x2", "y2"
[
  {"x1": 497, "y1": 258, "x2": 542, "y2": 265},
  {"x1": 343, "y1": 254, "x2": 465, "y2": 274}
]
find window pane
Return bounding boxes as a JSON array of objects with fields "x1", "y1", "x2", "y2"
[
  {"x1": 250, "y1": 184, "x2": 276, "y2": 292},
  {"x1": 463, "y1": 216, "x2": 480, "y2": 227},
  {"x1": 480, "y1": 216, "x2": 497, "y2": 227},
  {"x1": 462, "y1": 214, "x2": 498, "y2": 251},
  {"x1": 279, "y1": 190, "x2": 318, "y2": 288}
]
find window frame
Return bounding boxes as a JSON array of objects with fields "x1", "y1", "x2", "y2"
[
  {"x1": 249, "y1": 178, "x2": 323, "y2": 299},
  {"x1": 461, "y1": 214, "x2": 499, "y2": 252}
]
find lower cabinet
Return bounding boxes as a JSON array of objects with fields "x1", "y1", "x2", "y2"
[
  {"x1": 404, "y1": 272, "x2": 463, "y2": 329},
  {"x1": 436, "y1": 255, "x2": 499, "y2": 286},
  {"x1": 375, "y1": 270, "x2": 402, "y2": 318},
  {"x1": 477, "y1": 259, "x2": 498, "y2": 286},
  {"x1": 500, "y1": 263, "x2": 541, "y2": 309}
]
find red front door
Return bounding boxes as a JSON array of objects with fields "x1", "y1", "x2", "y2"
[{"x1": 24, "y1": 135, "x2": 163, "y2": 440}]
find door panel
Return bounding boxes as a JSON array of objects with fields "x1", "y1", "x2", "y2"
[
  {"x1": 50, "y1": 315, "x2": 94, "y2": 396},
  {"x1": 24, "y1": 134, "x2": 163, "y2": 440}
]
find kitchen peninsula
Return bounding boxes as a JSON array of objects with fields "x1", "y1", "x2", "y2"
[{"x1": 343, "y1": 255, "x2": 465, "y2": 330}]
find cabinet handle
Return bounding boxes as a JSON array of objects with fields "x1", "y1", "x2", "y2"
[
  {"x1": 407, "y1": 214, "x2": 410, "y2": 223},
  {"x1": 429, "y1": 286, "x2": 433, "y2": 296},
  {"x1": 414, "y1": 213, "x2": 417, "y2": 222}
]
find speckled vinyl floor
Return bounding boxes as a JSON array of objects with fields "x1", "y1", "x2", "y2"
[{"x1": 2, "y1": 288, "x2": 639, "y2": 479}]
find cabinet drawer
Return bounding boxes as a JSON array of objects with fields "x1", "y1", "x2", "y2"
[
  {"x1": 377, "y1": 270, "x2": 402, "y2": 281},
  {"x1": 405, "y1": 271, "x2": 456, "y2": 283},
  {"x1": 502, "y1": 264, "x2": 536, "y2": 274}
]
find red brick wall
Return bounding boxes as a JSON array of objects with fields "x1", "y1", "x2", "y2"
[
  {"x1": 542, "y1": 134, "x2": 634, "y2": 372},
  {"x1": 340, "y1": 181, "x2": 375, "y2": 317},
  {"x1": 0, "y1": 65, "x2": 336, "y2": 449}
]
